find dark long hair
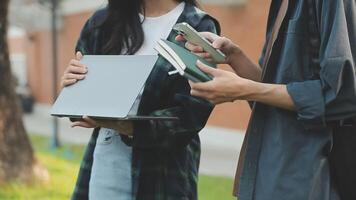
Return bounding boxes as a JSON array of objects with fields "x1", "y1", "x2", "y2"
[{"x1": 101, "y1": 0, "x2": 198, "y2": 54}]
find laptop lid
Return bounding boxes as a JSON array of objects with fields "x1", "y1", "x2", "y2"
[{"x1": 51, "y1": 55, "x2": 161, "y2": 119}]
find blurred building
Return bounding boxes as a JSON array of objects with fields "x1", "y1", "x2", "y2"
[{"x1": 8, "y1": 0, "x2": 271, "y2": 131}]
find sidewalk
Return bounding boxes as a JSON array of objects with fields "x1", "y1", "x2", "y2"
[{"x1": 23, "y1": 104, "x2": 245, "y2": 178}]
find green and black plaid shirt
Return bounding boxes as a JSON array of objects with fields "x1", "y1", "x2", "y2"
[{"x1": 71, "y1": 3, "x2": 220, "y2": 200}]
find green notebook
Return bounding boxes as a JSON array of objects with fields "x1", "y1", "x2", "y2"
[{"x1": 155, "y1": 39, "x2": 215, "y2": 82}]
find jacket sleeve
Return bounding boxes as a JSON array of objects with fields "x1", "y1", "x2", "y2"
[
  {"x1": 75, "y1": 8, "x2": 108, "y2": 55},
  {"x1": 75, "y1": 19, "x2": 93, "y2": 55},
  {"x1": 132, "y1": 17, "x2": 220, "y2": 150},
  {"x1": 286, "y1": 0, "x2": 356, "y2": 129}
]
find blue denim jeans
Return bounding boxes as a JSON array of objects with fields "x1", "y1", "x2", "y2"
[{"x1": 89, "y1": 128, "x2": 133, "y2": 200}]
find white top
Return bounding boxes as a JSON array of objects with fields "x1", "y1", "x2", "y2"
[
  {"x1": 130, "y1": 2, "x2": 185, "y2": 115},
  {"x1": 135, "y1": 2, "x2": 185, "y2": 55}
]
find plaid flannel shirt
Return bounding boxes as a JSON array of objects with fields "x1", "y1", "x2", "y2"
[{"x1": 71, "y1": 3, "x2": 220, "y2": 200}]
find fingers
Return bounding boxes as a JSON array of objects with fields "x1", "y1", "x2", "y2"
[
  {"x1": 76, "y1": 51, "x2": 83, "y2": 61},
  {"x1": 212, "y1": 37, "x2": 230, "y2": 49},
  {"x1": 71, "y1": 116, "x2": 97, "y2": 128},
  {"x1": 177, "y1": 31, "x2": 220, "y2": 53},
  {"x1": 177, "y1": 33, "x2": 207, "y2": 55},
  {"x1": 195, "y1": 52, "x2": 212, "y2": 59},
  {"x1": 61, "y1": 64, "x2": 87, "y2": 87},
  {"x1": 190, "y1": 82, "x2": 213, "y2": 92},
  {"x1": 185, "y1": 42, "x2": 204, "y2": 53},
  {"x1": 68, "y1": 59, "x2": 86, "y2": 70},
  {"x1": 175, "y1": 35, "x2": 185, "y2": 42},
  {"x1": 183, "y1": 32, "x2": 220, "y2": 52},
  {"x1": 66, "y1": 65, "x2": 87, "y2": 75},
  {"x1": 200, "y1": 32, "x2": 220, "y2": 43},
  {"x1": 180, "y1": 32, "x2": 227, "y2": 63},
  {"x1": 71, "y1": 121, "x2": 95, "y2": 128},
  {"x1": 61, "y1": 73, "x2": 85, "y2": 87},
  {"x1": 61, "y1": 54, "x2": 87, "y2": 88},
  {"x1": 82, "y1": 116, "x2": 97, "y2": 127},
  {"x1": 196, "y1": 60, "x2": 219, "y2": 77},
  {"x1": 61, "y1": 79, "x2": 77, "y2": 87},
  {"x1": 190, "y1": 88, "x2": 211, "y2": 98},
  {"x1": 189, "y1": 78, "x2": 215, "y2": 93},
  {"x1": 63, "y1": 73, "x2": 86, "y2": 80}
]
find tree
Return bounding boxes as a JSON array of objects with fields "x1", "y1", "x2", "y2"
[{"x1": 0, "y1": 0, "x2": 45, "y2": 183}]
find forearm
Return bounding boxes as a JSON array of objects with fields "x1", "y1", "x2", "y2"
[
  {"x1": 228, "y1": 48, "x2": 262, "y2": 82},
  {"x1": 245, "y1": 80, "x2": 296, "y2": 111},
  {"x1": 190, "y1": 59, "x2": 294, "y2": 110}
]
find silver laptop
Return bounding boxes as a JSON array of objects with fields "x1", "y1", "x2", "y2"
[{"x1": 51, "y1": 55, "x2": 178, "y2": 121}]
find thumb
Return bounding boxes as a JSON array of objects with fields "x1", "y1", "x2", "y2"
[
  {"x1": 76, "y1": 51, "x2": 83, "y2": 61},
  {"x1": 196, "y1": 60, "x2": 219, "y2": 77},
  {"x1": 200, "y1": 32, "x2": 219, "y2": 43},
  {"x1": 212, "y1": 37, "x2": 229, "y2": 50}
]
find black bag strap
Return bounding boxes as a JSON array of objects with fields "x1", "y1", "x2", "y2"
[{"x1": 306, "y1": 0, "x2": 321, "y2": 78}]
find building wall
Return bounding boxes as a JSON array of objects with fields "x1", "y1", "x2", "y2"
[
  {"x1": 8, "y1": 30, "x2": 27, "y2": 86},
  {"x1": 23, "y1": 12, "x2": 92, "y2": 104},
  {"x1": 203, "y1": 1, "x2": 270, "y2": 130},
  {"x1": 19, "y1": 0, "x2": 271, "y2": 131}
]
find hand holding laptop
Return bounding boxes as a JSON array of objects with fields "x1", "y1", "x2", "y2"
[
  {"x1": 61, "y1": 52, "x2": 134, "y2": 134},
  {"x1": 71, "y1": 116, "x2": 133, "y2": 136},
  {"x1": 61, "y1": 52, "x2": 87, "y2": 88},
  {"x1": 52, "y1": 54, "x2": 175, "y2": 122}
]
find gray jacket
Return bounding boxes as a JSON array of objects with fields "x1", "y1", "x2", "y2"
[{"x1": 234, "y1": 0, "x2": 356, "y2": 199}]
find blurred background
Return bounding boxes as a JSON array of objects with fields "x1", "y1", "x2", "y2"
[{"x1": 2, "y1": 0, "x2": 270, "y2": 199}]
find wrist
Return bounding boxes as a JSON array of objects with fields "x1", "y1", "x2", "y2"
[
  {"x1": 230, "y1": 77, "x2": 258, "y2": 101},
  {"x1": 242, "y1": 80, "x2": 268, "y2": 102},
  {"x1": 226, "y1": 46, "x2": 241, "y2": 64}
]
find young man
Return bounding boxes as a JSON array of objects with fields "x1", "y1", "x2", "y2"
[{"x1": 178, "y1": 0, "x2": 356, "y2": 199}]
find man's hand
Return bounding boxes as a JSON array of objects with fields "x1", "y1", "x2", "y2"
[
  {"x1": 190, "y1": 61, "x2": 251, "y2": 105},
  {"x1": 71, "y1": 116, "x2": 134, "y2": 136},
  {"x1": 176, "y1": 32, "x2": 240, "y2": 64},
  {"x1": 176, "y1": 32, "x2": 262, "y2": 82},
  {"x1": 190, "y1": 61, "x2": 296, "y2": 110}
]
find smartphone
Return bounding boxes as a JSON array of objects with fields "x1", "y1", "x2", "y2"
[{"x1": 173, "y1": 22, "x2": 226, "y2": 63}]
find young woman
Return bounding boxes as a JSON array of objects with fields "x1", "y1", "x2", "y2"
[{"x1": 61, "y1": 0, "x2": 220, "y2": 199}]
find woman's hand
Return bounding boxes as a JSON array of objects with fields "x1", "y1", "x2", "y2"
[
  {"x1": 61, "y1": 52, "x2": 87, "y2": 88},
  {"x1": 71, "y1": 116, "x2": 134, "y2": 136},
  {"x1": 176, "y1": 32, "x2": 241, "y2": 65}
]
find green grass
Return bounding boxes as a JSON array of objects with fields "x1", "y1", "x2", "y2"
[
  {"x1": 0, "y1": 135, "x2": 234, "y2": 200},
  {"x1": 198, "y1": 175, "x2": 235, "y2": 200}
]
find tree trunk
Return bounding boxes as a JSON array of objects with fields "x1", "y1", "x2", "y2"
[{"x1": 0, "y1": 0, "x2": 42, "y2": 183}]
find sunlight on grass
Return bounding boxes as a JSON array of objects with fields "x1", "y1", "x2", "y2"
[
  {"x1": 0, "y1": 135, "x2": 235, "y2": 200},
  {"x1": 0, "y1": 153, "x2": 79, "y2": 200},
  {"x1": 199, "y1": 175, "x2": 235, "y2": 200}
]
